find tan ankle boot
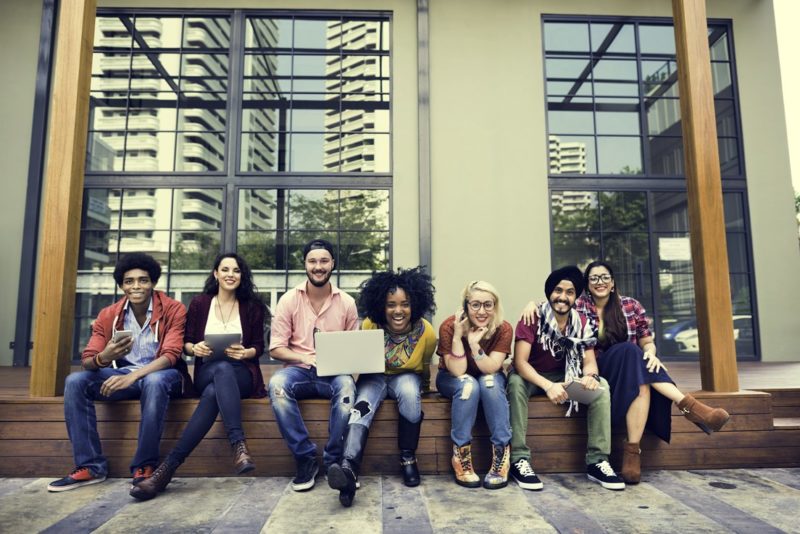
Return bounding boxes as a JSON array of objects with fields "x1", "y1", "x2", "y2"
[
  {"x1": 232, "y1": 440, "x2": 255, "y2": 475},
  {"x1": 451, "y1": 443, "x2": 481, "y2": 488},
  {"x1": 621, "y1": 441, "x2": 641, "y2": 484},
  {"x1": 678, "y1": 394, "x2": 730, "y2": 434}
]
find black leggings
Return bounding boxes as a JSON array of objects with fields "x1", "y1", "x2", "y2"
[{"x1": 167, "y1": 360, "x2": 253, "y2": 466}]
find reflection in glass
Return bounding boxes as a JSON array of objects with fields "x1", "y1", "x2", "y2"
[
  {"x1": 170, "y1": 231, "x2": 221, "y2": 270},
  {"x1": 723, "y1": 193, "x2": 745, "y2": 230},
  {"x1": 543, "y1": 22, "x2": 589, "y2": 52},
  {"x1": 725, "y1": 233, "x2": 749, "y2": 273},
  {"x1": 646, "y1": 136, "x2": 683, "y2": 175},
  {"x1": 134, "y1": 17, "x2": 182, "y2": 48},
  {"x1": 237, "y1": 231, "x2": 279, "y2": 270},
  {"x1": 709, "y1": 27, "x2": 730, "y2": 61},
  {"x1": 593, "y1": 59, "x2": 637, "y2": 81},
  {"x1": 646, "y1": 98, "x2": 681, "y2": 136},
  {"x1": 549, "y1": 136, "x2": 595, "y2": 174},
  {"x1": 596, "y1": 111, "x2": 640, "y2": 135},
  {"x1": 604, "y1": 233, "x2": 650, "y2": 272},
  {"x1": 241, "y1": 132, "x2": 283, "y2": 172},
  {"x1": 639, "y1": 25, "x2": 676, "y2": 55},
  {"x1": 712, "y1": 62, "x2": 732, "y2": 97},
  {"x1": 614, "y1": 272, "x2": 653, "y2": 313},
  {"x1": 545, "y1": 58, "x2": 592, "y2": 80},
  {"x1": 551, "y1": 191, "x2": 599, "y2": 231},
  {"x1": 600, "y1": 192, "x2": 647, "y2": 231},
  {"x1": 548, "y1": 111, "x2": 594, "y2": 135},
  {"x1": 338, "y1": 232, "x2": 390, "y2": 270},
  {"x1": 642, "y1": 60, "x2": 679, "y2": 98},
  {"x1": 183, "y1": 17, "x2": 231, "y2": 49},
  {"x1": 551, "y1": 232, "x2": 601, "y2": 268},
  {"x1": 597, "y1": 137, "x2": 642, "y2": 174},
  {"x1": 590, "y1": 23, "x2": 635, "y2": 53}
]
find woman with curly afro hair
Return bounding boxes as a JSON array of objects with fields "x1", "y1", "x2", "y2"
[{"x1": 327, "y1": 267, "x2": 437, "y2": 507}]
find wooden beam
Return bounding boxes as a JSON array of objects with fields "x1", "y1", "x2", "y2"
[
  {"x1": 29, "y1": 0, "x2": 96, "y2": 397},
  {"x1": 672, "y1": 0, "x2": 739, "y2": 392}
]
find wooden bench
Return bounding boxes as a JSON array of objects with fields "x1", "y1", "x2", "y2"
[{"x1": 1, "y1": 390, "x2": 798, "y2": 477}]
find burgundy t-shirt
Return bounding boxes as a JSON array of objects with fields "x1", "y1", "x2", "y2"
[
  {"x1": 514, "y1": 312, "x2": 589, "y2": 373},
  {"x1": 437, "y1": 315, "x2": 513, "y2": 378}
]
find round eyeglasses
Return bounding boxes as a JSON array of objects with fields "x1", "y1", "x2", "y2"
[{"x1": 467, "y1": 300, "x2": 495, "y2": 312}]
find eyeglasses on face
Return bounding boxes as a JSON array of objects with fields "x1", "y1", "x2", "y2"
[
  {"x1": 588, "y1": 274, "x2": 613, "y2": 284},
  {"x1": 467, "y1": 300, "x2": 495, "y2": 312}
]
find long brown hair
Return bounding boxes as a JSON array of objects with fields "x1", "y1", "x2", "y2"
[{"x1": 583, "y1": 261, "x2": 627, "y2": 348}]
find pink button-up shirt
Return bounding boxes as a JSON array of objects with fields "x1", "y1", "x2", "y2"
[{"x1": 269, "y1": 281, "x2": 358, "y2": 368}]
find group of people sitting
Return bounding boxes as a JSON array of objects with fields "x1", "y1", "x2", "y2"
[{"x1": 47, "y1": 238, "x2": 731, "y2": 507}]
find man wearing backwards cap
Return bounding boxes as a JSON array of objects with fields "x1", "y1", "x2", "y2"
[{"x1": 506, "y1": 266, "x2": 625, "y2": 491}]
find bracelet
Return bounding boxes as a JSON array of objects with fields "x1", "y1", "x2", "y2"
[
  {"x1": 473, "y1": 349, "x2": 488, "y2": 361},
  {"x1": 449, "y1": 352, "x2": 467, "y2": 359},
  {"x1": 94, "y1": 353, "x2": 110, "y2": 368}
]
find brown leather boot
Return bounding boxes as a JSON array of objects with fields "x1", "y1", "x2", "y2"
[
  {"x1": 677, "y1": 394, "x2": 731, "y2": 434},
  {"x1": 129, "y1": 461, "x2": 177, "y2": 501},
  {"x1": 233, "y1": 440, "x2": 255, "y2": 474},
  {"x1": 621, "y1": 441, "x2": 641, "y2": 484}
]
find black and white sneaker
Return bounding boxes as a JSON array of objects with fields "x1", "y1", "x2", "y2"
[
  {"x1": 587, "y1": 460, "x2": 625, "y2": 490},
  {"x1": 510, "y1": 458, "x2": 543, "y2": 490},
  {"x1": 292, "y1": 456, "x2": 319, "y2": 491}
]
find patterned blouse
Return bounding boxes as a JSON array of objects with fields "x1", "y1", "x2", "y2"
[{"x1": 575, "y1": 294, "x2": 652, "y2": 355}]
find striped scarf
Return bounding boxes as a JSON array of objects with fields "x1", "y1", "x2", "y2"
[{"x1": 536, "y1": 302, "x2": 596, "y2": 416}]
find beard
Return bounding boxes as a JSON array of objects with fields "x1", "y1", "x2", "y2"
[{"x1": 307, "y1": 269, "x2": 332, "y2": 287}]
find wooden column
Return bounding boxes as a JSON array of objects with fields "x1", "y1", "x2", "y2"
[
  {"x1": 672, "y1": 0, "x2": 739, "y2": 392},
  {"x1": 29, "y1": 0, "x2": 96, "y2": 397}
]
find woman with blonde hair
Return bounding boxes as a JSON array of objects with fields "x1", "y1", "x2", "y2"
[{"x1": 436, "y1": 280, "x2": 513, "y2": 489}]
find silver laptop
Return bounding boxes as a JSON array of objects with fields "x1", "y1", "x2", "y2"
[{"x1": 315, "y1": 329, "x2": 385, "y2": 377}]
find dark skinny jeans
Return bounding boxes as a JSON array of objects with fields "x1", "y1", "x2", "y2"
[{"x1": 167, "y1": 359, "x2": 253, "y2": 467}]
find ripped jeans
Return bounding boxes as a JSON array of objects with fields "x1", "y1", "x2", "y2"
[
  {"x1": 436, "y1": 370, "x2": 512, "y2": 447},
  {"x1": 348, "y1": 372, "x2": 422, "y2": 428},
  {"x1": 269, "y1": 365, "x2": 355, "y2": 467}
]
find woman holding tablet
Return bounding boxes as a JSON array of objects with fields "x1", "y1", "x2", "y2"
[
  {"x1": 436, "y1": 280, "x2": 513, "y2": 490},
  {"x1": 327, "y1": 267, "x2": 437, "y2": 507},
  {"x1": 131, "y1": 253, "x2": 269, "y2": 501}
]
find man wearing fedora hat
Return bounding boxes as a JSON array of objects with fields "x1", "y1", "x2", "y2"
[{"x1": 506, "y1": 265, "x2": 625, "y2": 491}]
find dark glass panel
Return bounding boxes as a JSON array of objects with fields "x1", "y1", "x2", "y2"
[
  {"x1": 725, "y1": 233, "x2": 749, "y2": 273},
  {"x1": 600, "y1": 191, "x2": 647, "y2": 231},
  {"x1": 723, "y1": 193, "x2": 745, "y2": 230},
  {"x1": 543, "y1": 22, "x2": 589, "y2": 52},
  {"x1": 658, "y1": 314, "x2": 698, "y2": 357},
  {"x1": 237, "y1": 231, "x2": 280, "y2": 270},
  {"x1": 641, "y1": 60, "x2": 679, "y2": 98},
  {"x1": 551, "y1": 232, "x2": 601, "y2": 267},
  {"x1": 590, "y1": 23, "x2": 635, "y2": 54},
  {"x1": 657, "y1": 272, "x2": 695, "y2": 316},
  {"x1": 646, "y1": 136, "x2": 684, "y2": 175},
  {"x1": 596, "y1": 137, "x2": 642, "y2": 174},
  {"x1": 603, "y1": 233, "x2": 650, "y2": 271},
  {"x1": 551, "y1": 191, "x2": 599, "y2": 231},
  {"x1": 639, "y1": 25, "x2": 676, "y2": 55},
  {"x1": 732, "y1": 313, "x2": 756, "y2": 359},
  {"x1": 715, "y1": 99, "x2": 737, "y2": 136},
  {"x1": 718, "y1": 137, "x2": 740, "y2": 177},
  {"x1": 652, "y1": 191, "x2": 689, "y2": 232}
]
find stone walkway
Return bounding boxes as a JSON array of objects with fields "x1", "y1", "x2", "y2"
[{"x1": 1, "y1": 468, "x2": 798, "y2": 533}]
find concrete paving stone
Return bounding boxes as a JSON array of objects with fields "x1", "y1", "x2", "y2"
[
  {"x1": 649, "y1": 470, "x2": 786, "y2": 534},
  {"x1": 0, "y1": 478, "x2": 37, "y2": 499},
  {"x1": 381, "y1": 475, "x2": 434, "y2": 534},
  {"x1": 546, "y1": 473, "x2": 733, "y2": 534},
  {"x1": 261, "y1": 475, "x2": 383, "y2": 533},
  {"x1": 654, "y1": 469, "x2": 800, "y2": 533},
  {"x1": 212, "y1": 477, "x2": 289, "y2": 533},
  {"x1": 41, "y1": 480, "x2": 134, "y2": 534},
  {"x1": 517, "y1": 475, "x2": 607, "y2": 533},
  {"x1": 0, "y1": 478, "x2": 124, "y2": 534},
  {"x1": 747, "y1": 468, "x2": 800, "y2": 491},
  {"x1": 94, "y1": 477, "x2": 254, "y2": 534},
  {"x1": 422, "y1": 475, "x2": 556, "y2": 534}
]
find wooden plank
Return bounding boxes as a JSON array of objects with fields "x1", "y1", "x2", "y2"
[
  {"x1": 29, "y1": 0, "x2": 97, "y2": 397},
  {"x1": 672, "y1": 0, "x2": 739, "y2": 392}
]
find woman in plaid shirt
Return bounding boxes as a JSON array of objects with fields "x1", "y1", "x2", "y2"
[{"x1": 576, "y1": 261, "x2": 730, "y2": 485}]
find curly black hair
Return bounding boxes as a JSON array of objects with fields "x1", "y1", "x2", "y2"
[
  {"x1": 203, "y1": 253, "x2": 265, "y2": 309},
  {"x1": 357, "y1": 266, "x2": 436, "y2": 327},
  {"x1": 113, "y1": 253, "x2": 162, "y2": 286}
]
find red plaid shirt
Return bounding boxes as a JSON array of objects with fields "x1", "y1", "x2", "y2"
[{"x1": 575, "y1": 294, "x2": 652, "y2": 355}]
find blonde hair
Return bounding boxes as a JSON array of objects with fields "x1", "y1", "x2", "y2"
[{"x1": 461, "y1": 280, "x2": 504, "y2": 338}]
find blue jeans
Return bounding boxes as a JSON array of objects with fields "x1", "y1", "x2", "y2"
[
  {"x1": 350, "y1": 372, "x2": 422, "y2": 428},
  {"x1": 63, "y1": 367, "x2": 182, "y2": 476},
  {"x1": 268, "y1": 366, "x2": 355, "y2": 467},
  {"x1": 167, "y1": 360, "x2": 253, "y2": 466},
  {"x1": 436, "y1": 371, "x2": 512, "y2": 447}
]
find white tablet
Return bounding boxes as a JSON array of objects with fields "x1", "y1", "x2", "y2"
[{"x1": 564, "y1": 380, "x2": 604, "y2": 405}]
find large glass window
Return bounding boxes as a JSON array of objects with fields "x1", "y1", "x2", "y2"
[
  {"x1": 77, "y1": 11, "x2": 392, "y2": 358},
  {"x1": 545, "y1": 17, "x2": 757, "y2": 361}
]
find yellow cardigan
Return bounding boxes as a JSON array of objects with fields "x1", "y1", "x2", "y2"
[{"x1": 362, "y1": 317, "x2": 437, "y2": 374}]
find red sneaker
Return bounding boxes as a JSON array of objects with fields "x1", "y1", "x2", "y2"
[
  {"x1": 132, "y1": 465, "x2": 154, "y2": 485},
  {"x1": 47, "y1": 467, "x2": 106, "y2": 492}
]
